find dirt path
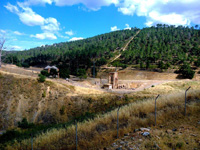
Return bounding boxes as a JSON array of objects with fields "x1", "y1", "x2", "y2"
[{"x1": 110, "y1": 30, "x2": 140, "y2": 63}]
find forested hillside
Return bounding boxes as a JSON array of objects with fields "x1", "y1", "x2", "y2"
[
  {"x1": 118, "y1": 24, "x2": 200, "y2": 70},
  {"x1": 4, "y1": 28, "x2": 138, "y2": 75},
  {"x1": 3, "y1": 24, "x2": 200, "y2": 78}
]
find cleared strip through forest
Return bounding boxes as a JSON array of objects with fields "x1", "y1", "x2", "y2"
[{"x1": 110, "y1": 30, "x2": 140, "y2": 63}]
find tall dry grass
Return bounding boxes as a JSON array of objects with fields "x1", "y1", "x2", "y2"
[{"x1": 5, "y1": 89, "x2": 200, "y2": 150}]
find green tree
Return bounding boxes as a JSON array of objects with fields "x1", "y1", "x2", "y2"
[
  {"x1": 38, "y1": 74, "x2": 46, "y2": 82},
  {"x1": 179, "y1": 63, "x2": 195, "y2": 79},
  {"x1": 77, "y1": 69, "x2": 87, "y2": 79},
  {"x1": 59, "y1": 68, "x2": 70, "y2": 78},
  {"x1": 41, "y1": 70, "x2": 50, "y2": 77}
]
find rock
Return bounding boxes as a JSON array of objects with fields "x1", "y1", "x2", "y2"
[
  {"x1": 166, "y1": 129, "x2": 172, "y2": 134},
  {"x1": 198, "y1": 121, "x2": 200, "y2": 124},
  {"x1": 172, "y1": 128, "x2": 177, "y2": 131},
  {"x1": 112, "y1": 143, "x2": 118, "y2": 147},
  {"x1": 142, "y1": 132, "x2": 150, "y2": 137},
  {"x1": 134, "y1": 129, "x2": 139, "y2": 132},
  {"x1": 131, "y1": 137, "x2": 135, "y2": 140},
  {"x1": 124, "y1": 133, "x2": 129, "y2": 136},
  {"x1": 120, "y1": 141, "x2": 125, "y2": 145},
  {"x1": 139, "y1": 128, "x2": 150, "y2": 132},
  {"x1": 191, "y1": 134, "x2": 197, "y2": 137},
  {"x1": 159, "y1": 125, "x2": 164, "y2": 128},
  {"x1": 139, "y1": 139, "x2": 143, "y2": 142},
  {"x1": 116, "y1": 147, "x2": 122, "y2": 150},
  {"x1": 128, "y1": 148, "x2": 134, "y2": 150}
]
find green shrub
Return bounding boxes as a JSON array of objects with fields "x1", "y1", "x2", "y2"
[
  {"x1": 176, "y1": 142, "x2": 184, "y2": 148},
  {"x1": 41, "y1": 70, "x2": 50, "y2": 77},
  {"x1": 42, "y1": 91, "x2": 46, "y2": 97},
  {"x1": 59, "y1": 68, "x2": 70, "y2": 78},
  {"x1": 179, "y1": 63, "x2": 195, "y2": 79},
  {"x1": 77, "y1": 69, "x2": 87, "y2": 79},
  {"x1": 21, "y1": 62, "x2": 30, "y2": 68},
  {"x1": 60, "y1": 106, "x2": 66, "y2": 115},
  {"x1": 194, "y1": 58, "x2": 200, "y2": 67},
  {"x1": 18, "y1": 118, "x2": 34, "y2": 129},
  {"x1": 38, "y1": 74, "x2": 46, "y2": 82}
]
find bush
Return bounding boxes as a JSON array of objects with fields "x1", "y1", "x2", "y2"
[
  {"x1": 21, "y1": 62, "x2": 30, "y2": 68},
  {"x1": 41, "y1": 70, "x2": 50, "y2": 77},
  {"x1": 77, "y1": 69, "x2": 87, "y2": 79},
  {"x1": 112, "y1": 61, "x2": 127, "y2": 69},
  {"x1": 96, "y1": 57, "x2": 107, "y2": 66},
  {"x1": 59, "y1": 68, "x2": 70, "y2": 78},
  {"x1": 38, "y1": 74, "x2": 46, "y2": 82},
  {"x1": 179, "y1": 63, "x2": 195, "y2": 79},
  {"x1": 18, "y1": 118, "x2": 34, "y2": 129},
  {"x1": 60, "y1": 106, "x2": 66, "y2": 115},
  {"x1": 194, "y1": 58, "x2": 200, "y2": 67}
]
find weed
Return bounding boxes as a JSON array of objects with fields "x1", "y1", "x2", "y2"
[
  {"x1": 176, "y1": 142, "x2": 184, "y2": 148},
  {"x1": 42, "y1": 91, "x2": 46, "y2": 97},
  {"x1": 59, "y1": 106, "x2": 66, "y2": 115}
]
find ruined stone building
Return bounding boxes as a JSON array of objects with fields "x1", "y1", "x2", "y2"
[{"x1": 109, "y1": 72, "x2": 118, "y2": 89}]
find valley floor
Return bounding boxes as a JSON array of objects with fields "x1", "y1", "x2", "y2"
[{"x1": 1, "y1": 64, "x2": 196, "y2": 94}]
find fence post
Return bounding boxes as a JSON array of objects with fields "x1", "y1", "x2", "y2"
[
  {"x1": 155, "y1": 95, "x2": 160, "y2": 126},
  {"x1": 31, "y1": 133, "x2": 33, "y2": 150},
  {"x1": 185, "y1": 86, "x2": 191, "y2": 116},
  {"x1": 117, "y1": 106, "x2": 121, "y2": 139},
  {"x1": 75, "y1": 120, "x2": 78, "y2": 150}
]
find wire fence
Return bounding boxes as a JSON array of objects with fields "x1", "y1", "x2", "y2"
[{"x1": 4, "y1": 86, "x2": 196, "y2": 150}]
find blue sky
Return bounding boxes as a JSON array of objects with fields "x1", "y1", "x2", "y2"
[{"x1": 0, "y1": 0, "x2": 200, "y2": 50}]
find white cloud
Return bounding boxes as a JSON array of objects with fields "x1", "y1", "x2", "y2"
[
  {"x1": 30, "y1": 33, "x2": 57, "y2": 40},
  {"x1": 4, "y1": 3, "x2": 19, "y2": 13},
  {"x1": 14, "y1": 31, "x2": 24, "y2": 35},
  {"x1": 22, "y1": 0, "x2": 53, "y2": 6},
  {"x1": 10, "y1": 46, "x2": 22, "y2": 50},
  {"x1": 5, "y1": 2, "x2": 45, "y2": 26},
  {"x1": 5, "y1": 2, "x2": 61, "y2": 40},
  {"x1": 41, "y1": 17, "x2": 60, "y2": 33},
  {"x1": 124, "y1": 24, "x2": 131, "y2": 30},
  {"x1": 0, "y1": 30, "x2": 6, "y2": 34},
  {"x1": 0, "y1": 30, "x2": 6, "y2": 37},
  {"x1": 69, "y1": 37, "x2": 84, "y2": 41},
  {"x1": 117, "y1": 0, "x2": 200, "y2": 26},
  {"x1": 6, "y1": 0, "x2": 200, "y2": 26},
  {"x1": 20, "y1": 0, "x2": 119, "y2": 10},
  {"x1": 111, "y1": 26, "x2": 120, "y2": 31},
  {"x1": 65, "y1": 30, "x2": 74, "y2": 36},
  {"x1": 53, "y1": 0, "x2": 119, "y2": 10}
]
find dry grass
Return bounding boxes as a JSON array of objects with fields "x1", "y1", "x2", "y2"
[{"x1": 5, "y1": 89, "x2": 200, "y2": 150}]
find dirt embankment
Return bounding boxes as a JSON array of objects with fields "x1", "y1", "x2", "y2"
[{"x1": 0, "y1": 71, "x2": 121, "y2": 130}]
